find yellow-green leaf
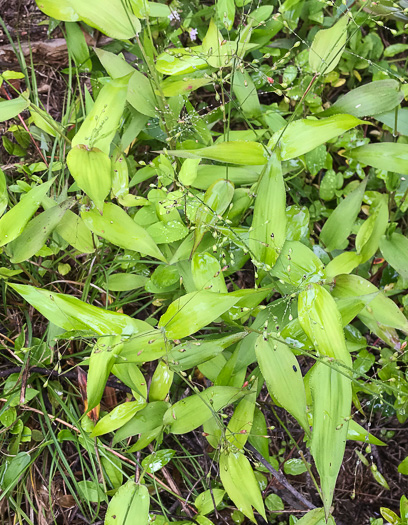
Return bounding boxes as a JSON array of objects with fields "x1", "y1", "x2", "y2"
[
  {"x1": 0, "y1": 178, "x2": 55, "y2": 247},
  {"x1": 149, "y1": 361, "x2": 174, "y2": 402},
  {"x1": 249, "y1": 154, "x2": 286, "y2": 270},
  {"x1": 167, "y1": 141, "x2": 268, "y2": 166},
  {"x1": 219, "y1": 450, "x2": 266, "y2": 523},
  {"x1": 379, "y1": 232, "x2": 408, "y2": 279},
  {"x1": 105, "y1": 480, "x2": 149, "y2": 525},
  {"x1": 347, "y1": 143, "x2": 408, "y2": 175},
  {"x1": 91, "y1": 399, "x2": 147, "y2": 437},
  {"x1": 226, "y1": 383, "x2": 256, "y2": 449},
  {"x1": 320, "y1": 178, "x2": 367, "y2": 252},
  {"x1": 356, "y1": 195, "x2": 388, "y2": 263},
  {"x1": 310, "y1": 362, "x2": 352, "y2": 519},
  {"x1": 0, "y1": 95, "x2": 29, "y2": 122},
  {"x1": 298, "y1": 283, "x2": 351, "y2": 366},
  {"x1": 81, "y1": 202, "x2": 165, "y2": 261},
  {"x1": 309, "y1": 16, "x2": 348, "y2": 74},
  {"x1": 163, "y1": 386, "x2": 243, "y2": 434},
  {"x1": 67, "y1": 146, "x2": 111, "y2": 213},
  {"x1": 255, "y1": 335, "x2": 310, "y2": 435}
]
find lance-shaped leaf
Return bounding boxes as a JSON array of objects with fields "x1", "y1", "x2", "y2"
[
  {"x1": 296, "y1": 508, "x2": 335, "y2": 524},
  {"x1": 325, "y1": 251, "x2": 362, "y2": 280},
  {"x1": 331, "y1": 274, "x2": 408, "y2": 335},
  {"x1": 81, "y1": 202, "x2": 165, "y2": 261},
  {"x1": 0, "y1": 95, "x2": 29, "y2": 122},
  {"x1": 309, "y1": 16, "x2": 348, "y2": 75},
  {"x1": 356, "y1": 194, "x2": 388, "y2": 263},
  {"x1": 298, "y1": 283, "x2": 351, "y2": 366},
  {"x1": 149, "y1": 361, "x2": 174, "y2": 402},
  {"x1": 232, "y1": 70, "x2": 262, "y2": 119},
  {"x1": 346, "y1": 143, "x2": 408, "y2": 175},
  {"x1": 310, "y1": 362, "x2": 352, "y2": 519},
  {"x1": 270, "y1": 114, "x2": 362, "y2": 160},
  {"x1": 321, "y1": 80, "x2": 403, "y2": 118},
  {"x1": 159, "y1": 290, "x2": 239, "y2": 340},
  {"x1": 9, "y1": 283, "x2": 146, "y2": 335},
  {"x1": 379, "y1": 232, "x2": 408, "y2": 279},
  {"x1": 112, "y1": 401, "x2": 169, "y2": 445},
  {"x1": 167, "y1": 332, "x2": 246, "y2": 372},
  {"x1": 248, "y1": 407, "x2": 270, "y2": 460},
  {"x1": 67, "y1": 146, "x2": 111, "y2": 213},
  {"x1": 320, "y1": 178, "x2": 367, "y2": 252},
  {"x1": 219, "y1": 450, "x2": 266, "y2": 523},
  {"x1": 55, "y1": 210, "x2": 96, "y2": 253},
  {"x1": 192, "y1": 252, "x2": 228, "y2": 293},
  {"x1": 118, "y1": 329, "x2": 168, "y2": 363},
  {"x1": 8, "y1": 201, "x2": 71, "y2": 263},
  {"x1": 0, "y1": 169, "x2": 7, "y2": 217},
  {"x1": 249, "y1": 154, "x2": 286, "y2": 270},
  {"x1": 163, "y1": 386, "x2": 244, "y2": 434},
  {"x1": 166, "y1": 141, "x2": 268, "y2": 166},
  {"x1": 105, "y1": 480, "x2": 149, "y2": 525},
  {"x1": 255, "y1": 335, "x2": 310, "y2": 435},
  {"x1": 271, "y1": 240, "x2": 325, "y2": 285},
  {"x1": 91, "y1": 398, "x2": 147, "y2": 437},
  {"x1": 226, "y1": 382, "x2": 256, "y2": 449},
  {"x1": 0, "y1": 178, "x2": 55, "y2": 247},
  {"x1": 35, "y1": 0, "x2": 79, "y2": 21},
  {"x1": 192, "y1": 179, "x2": 235, "y2": 254},
  {"x1": 72, "y1": 75, "x2": 130, "y2": 154}
]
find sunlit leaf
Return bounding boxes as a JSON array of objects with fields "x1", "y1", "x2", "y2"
[
  {"x1": 149, "y1": 361, "x2": 174, "y2": 401},
  {"x1": 347, "y1": 143, "x2": 408, "y2": 175},
  {"x1": 91, "y1": 399, "x2": 147, "y2": 437},
  {"x1": 195, "y1": 489, "x2": 225, "y2": 516},
  {"x1": 249, "y1": 154, "x2": 286, "y2": 270},
  {"x1": 81, "y1": 202, "x2": 165, "y2": 261},
  {"x1": 255, "y1": 335, "x2": 310, "y2": 434},
  {"x1": 112, "y1": 401, "x2": 169, "y2": 445},
  {"x1": 0, "y1": 95, "x2": 29, "y2": 122},
  {"x1": 309, "y1": 16, "x2": 348, "y2": 74}
]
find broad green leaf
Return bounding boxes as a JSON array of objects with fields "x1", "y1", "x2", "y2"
[
  {"x1": 0, "y1": 95, "x2": 29, "y2": 122},
  {"x1": 127, "y1": 71, "x2": 157, "y2": 118},
  {"x1": 271, "y1": 240, "x2": 325, "y2": 285},
  {"x1": 147, "y1": 220, "x2": 189, "y2": 245},
  {"x1": 192, "y1": 252, "x2": 228, "y2": 293},
  {"x1": 167, "y1": 333, "x2": 247, "y2": 372},
  {"x1": 69, "y1": 0, "x2": 141, "y2": 39},
  {"x1": 35, "y1": 0, "x2": 79, "y2": 21},
  {"x1": 248, "y1": 407, "x2": 270, "y2": 460},
  {"x1": 156, "y1": 46, "x2": 208, "y2": 76},
  {"x1": 9, "y1": 284, "x2": 144, "y2": 335},
  {"x1": 160, "y1": 77, "x2": 211, "y2": 97},
  {"x1": 65, "y1": 22, "x2": 91, "y2": 72},
  {"x1": 105, "y1": 480, "x2": 149, "y2": 525},
  {"x1": 331, "y1": 274, "x2": 408, "y2": 335},
  {"x1": 0, "y1": 452, "x2": 31, "y2": 493},
  {"x1": 72, "y1": 75, "x2": 130, "y2": 154},
  {"x1": 8, "y1": 201, "x2": 71, "y2": 263},
  {"x1": 298, "y1": 283, "x2": 351, "y2": 366},
  {"x1": 193, "y1": 165, "x2": 261, "y2": 190},
  {"x1": 255, "y1": 335, "x2": 310, "y2": 435},
  {"x1": 0, "y1": 169, "x2": 7, "y2": 217},
  {"x1": 232, "y1": 70, "x2": 261, "y2": 119},
  {"x1": 286, "y1": 205, "x2": 310, "y2": 241},
  {"x1": 217, "y1": 0, "x2": 235, "y2": 29},
  {"x1": 347, "y1": 420, "x2": 385, "y2": 445},
  {"x1": 55, "y1": 209, "x2": 96, "y2": 253},
  {"x1": 0, "y1": 178, "x2": 54, "y2": 247},
  {"x1": 398, "y1": 456, "x2": 408, "y2": 475},
  {"x1": 178, "y1": 158, "x2": 201, "y2": 186},
  {"x1": 106, "y1": 273, "x2": 148, "y2": 291},
  {"x1": 321, "y1": 80, "x2": 403, "y2": 118},
  {"x1": 325, "y1": 251, "x2": 362, "y2": 280},
  {"x1": 81, "y1": 202, "x2": 165, "y2": 261},
  {"x1": 309, "y1": 16, "x2": 348, "y2": 74},
  {"x1": 356, "y1": 195, "x2": 388, "y2": 263},
  {"x1": 284, "y1": 458, "x2": 308, "y2": 476},
  {"x1": 249, "y1": 155, "x2": 286, "y2": 270},
  {"x1": 118, "y1": 330, "x2": 168, "y2": 363},
  {"x1": 379, "y1": 232, "x2": 408, "y2": 279},
  {"x1": 375, "y1": 107, "x2": 408, "y2": 136},
  {"x1": 158, "y1": 290, "x2": 239, "y2": 340},
  {"x1": 163, "y1": 386, "x2": 243, "y2": 434},
  {"x1": 67, "y1": 146, "x2": 111, "y2": 213},
  {"x1": 111, "y1": 149, "x2": 129, "y2": 199},
  {"x1": 347, "y1": 143, "x2": 408, "y2": 175},
  {"x1": 94, "y1": 48, "x2": 134, "y2": 78},
  {"x1": 192, "y1": 178, "x2": 235, "y2": 254},
  {"x1": 141, "y1": 449, "x2": 176, "y2": 473},
  {"x1": 112, "y1": 401, "x2": 169, "y2": 445},
  {"x1": 195, "y1": 489, "x2": 225, "y2": 515},
  {"x1": 380, "y1": 507, "x2": 400, "y2": 525},
  {"x1": 310, "y1": 362, "x2": 351, "y2": 519},
  {"x1": 219, "y1": 450, "x2": 266, "y2": 523},
  {"x1": 320, "y1": 178, "x2": 367, "y2": 252},
  {"x1": 91, "y1": 399, "x2": 146, "y2": 437},
  {"x1": 149, "y1": 361, "x2": 174, "y2": 401},
  {"x1": 270, "y1": 115, "x2": 363, "y2": 160},
  {"x1": 296, "y1": 508, "x2": 335, "y2": 524},
  {"x1": 78, "y1": 481, "x2": 105, "y2": 503},
  {"x1": 167, "y1": 141, "x2": 268, "y2": 166},
  {"x1": 226, "y1": 383, "x2": 256, "y2": 448},
  {"x1": 111, "y1": 362, "x2": 147, "y2": 401}
]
